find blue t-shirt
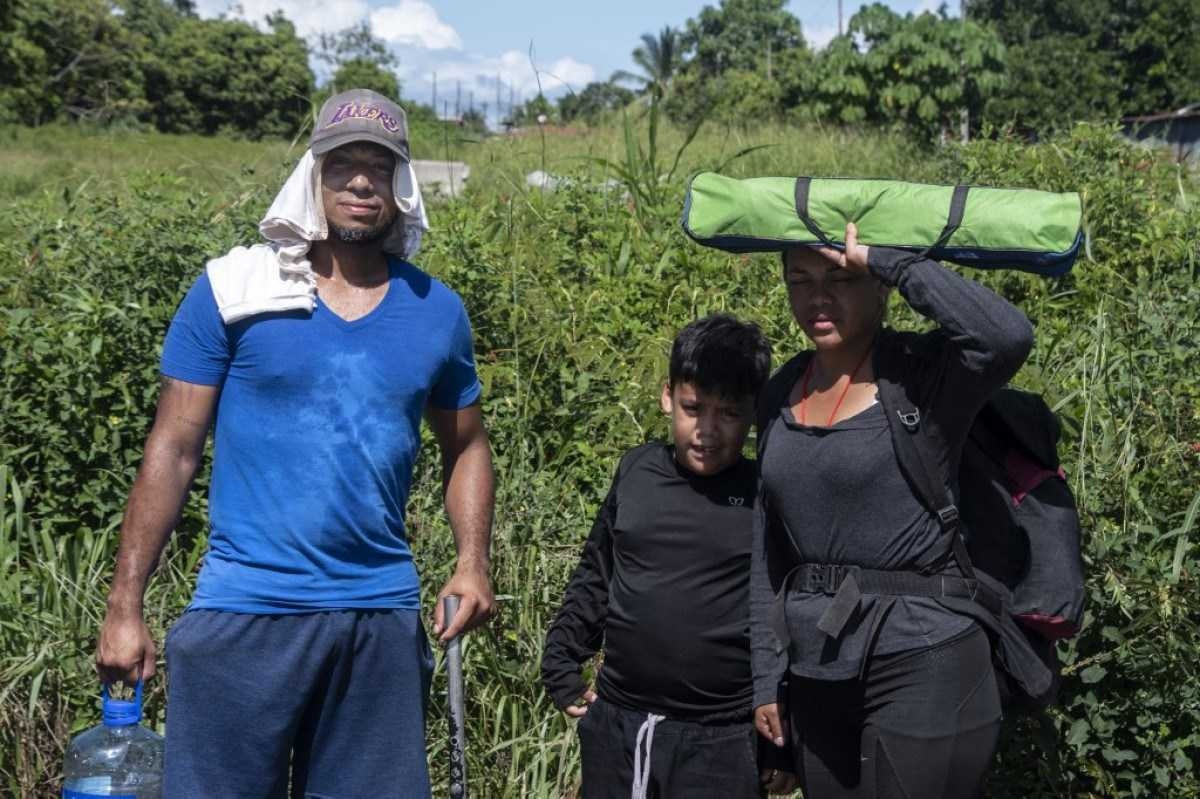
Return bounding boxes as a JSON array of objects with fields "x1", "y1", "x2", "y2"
[{"x1": 160, "y1": 258, "x2": 482, "y2": 613}]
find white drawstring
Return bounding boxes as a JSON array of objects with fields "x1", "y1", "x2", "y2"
[{"x1": 631, "y1": 713, "x2": 666, "y2": 799}]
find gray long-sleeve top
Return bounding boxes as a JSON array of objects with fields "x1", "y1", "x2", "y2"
[{"x1": 750, "y1": 248, "x2": 1034, "y2": 706}]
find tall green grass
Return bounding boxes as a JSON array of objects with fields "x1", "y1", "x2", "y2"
[{"x1": 1, "y1": 119, "x2": 1198, "y2": 797}]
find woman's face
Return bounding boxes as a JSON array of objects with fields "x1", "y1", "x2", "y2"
[{"x1": 784, "y1": 247, "x2": 888, "y2": 351}]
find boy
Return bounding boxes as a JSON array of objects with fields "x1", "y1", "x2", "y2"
[{"x1": 541, "y1": 314, "x2": 778, "y2": 798}]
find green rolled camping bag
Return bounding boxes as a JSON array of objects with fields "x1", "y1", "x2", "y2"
[{"x1": 681, "y1": 173, "x2": 1084, "y2": 276}]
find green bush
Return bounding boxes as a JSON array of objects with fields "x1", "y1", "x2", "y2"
[{"x1": 1, "y1": 121, "x2": 1197, "y2": 797}]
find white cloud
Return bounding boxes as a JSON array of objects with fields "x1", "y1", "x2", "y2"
[
  {"x1": 425, "y1": 49, "x2": 595, "y2": 99},
  {"x1": 542, "y1": 56, "x2": 597, "y2": 91},
  {"x1": 195, "y1": 0, "x2": 369, "y2": 37},
  {"x1": 805, "y1": 23, "x2": 839, "y2": 50},
  {"x1": 195, "y1": 0, "x2": 463, "y2": 47},
  {"x1": 195, "y1": 0, "x2": 594, "y2": 118},
  {"x1": 371, "y1": 1, "x2": 462, "y2": 50}
]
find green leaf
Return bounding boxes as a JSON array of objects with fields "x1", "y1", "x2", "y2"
[
  {"x1": 1067, "y1": 718, "x2": 1091, "y2": 747},
  {"x1": 1102, "y1": 747, "x2": 1137, "y2": 763},
  {"x1": 1170, "y1": 489, "x2": 1200, "y2": 583}
]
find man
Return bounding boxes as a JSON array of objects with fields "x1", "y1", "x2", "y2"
[{"x1": 95, "y1": 89, "x2": 494, "y2": 797}]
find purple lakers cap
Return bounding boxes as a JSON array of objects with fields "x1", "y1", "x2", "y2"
[{"x1": 311, "y1": 88, "x2": 410, "y2": 162}]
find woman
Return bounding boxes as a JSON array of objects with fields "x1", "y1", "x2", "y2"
[{"x1": 750, "y1": 223, "x2": 1034, "y2": 797}]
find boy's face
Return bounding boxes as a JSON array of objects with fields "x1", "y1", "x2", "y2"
[{"x1": 660, "y1": 381, "x2": 754, "y2": 477}]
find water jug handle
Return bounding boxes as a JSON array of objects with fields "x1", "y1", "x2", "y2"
[{"x1": 101, "y1": 678, "x2": 143, "y2": 708}]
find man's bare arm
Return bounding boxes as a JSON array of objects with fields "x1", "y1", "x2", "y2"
[
  {"x1": 425, "y1": 402, "x2": 495, "y2": 642},
  {"x1": 96, "y1": 377, "x2": 219, "y2": 683}
]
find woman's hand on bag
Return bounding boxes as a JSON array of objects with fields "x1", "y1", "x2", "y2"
[
  {"x1": 754, "y1": 702, "x2": 787, "y2": 747},
  {"x1": 816, "y1": 222, "x2": 870, "y2": 275}
]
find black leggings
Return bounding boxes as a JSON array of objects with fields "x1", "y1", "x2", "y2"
[{"x1": 788, "y1": 625, "x2": 1002, "y2": 799}]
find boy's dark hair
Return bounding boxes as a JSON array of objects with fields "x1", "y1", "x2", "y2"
[{"x1": 669, "y1": 314, "x2": 772, "y2": 399}]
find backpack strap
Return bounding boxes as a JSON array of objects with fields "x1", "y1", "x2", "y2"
[
  {"x1": 756, "y1": 352, "x2": 812, "y2": 460},
  {"x1": 873, "y1": 340, "x2": 977, "y2": 581}
]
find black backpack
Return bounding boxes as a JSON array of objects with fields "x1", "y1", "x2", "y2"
[
  {"x1": 874, "y1": 349, "x2": 1086, "y2": 708},
  {"x1": 958, "y1": 390, "x2": 1086, "y2": 641}
]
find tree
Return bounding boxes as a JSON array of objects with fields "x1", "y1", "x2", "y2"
[
  {"x1": 792, "y1": 4, "x2": 1006, "y2": 141},
  {"x1": 967, "y1": 0, "x2": 1123, "y2": 132},
  {"x1": 1, "y1": 0, "x2": 149, "y2": 124},
  {"x1": 325, "y1": 59, "x2": 400, "y2": 100},
  {"x1": 666, "y1": 0, "x2": 807, "y2": 125},
  {"x1": 142, "y1": 12, "x2": 313, "y2": 138},
  {"x1": 967, "y1": 0, "x2": 1200, "y2": 130},
  {"x1": 1116, "y1": 0, "x2": 1200, "y2": 114},
  {"x1": 679, "y1": 0, "x2": 804, "y2": 79},
  {"x1": 612, "y1": 27, "x2": 681, "y2": 100},
  {"x1": 118, "y1": 0, "x2": 188, "y2": 41},
  {"x1": 789, "y1": 36, "x2": 870, "y2": 125},
  {"x1": 0, "y1": 0, "x2": 35, "y2": 123},
  {"x1": 508, "y1": 93, "x2": 555, "y2": 127},
  {"x1": 558, "y1": 81, "x2": 634, "y2": 124},
  {"x1": 312, "y1": 19, "x2": 402, "y2": 109},
  {"x1": 856, "y1": 4, "x2": 1005, "y2": 139},
  {"x1": 315, "y1": 19, "x2": 397, "y2": 72}
]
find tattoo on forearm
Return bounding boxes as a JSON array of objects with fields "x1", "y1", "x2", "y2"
[{"x1": 173, "y1": 415, "x2": 206, "y2": 428}]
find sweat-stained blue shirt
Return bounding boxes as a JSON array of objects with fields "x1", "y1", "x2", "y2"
[{"x1": 160, "y1": 258, "x2": 482, "y2": 613}]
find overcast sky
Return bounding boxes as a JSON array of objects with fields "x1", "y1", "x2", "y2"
[{"x1": 196, "y1": 0, "x2": 951, "y2": 122}]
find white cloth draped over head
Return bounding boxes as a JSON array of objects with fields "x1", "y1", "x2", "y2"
[{"x1": 205, "y1": 149, "x2": 430, "y2": 324}]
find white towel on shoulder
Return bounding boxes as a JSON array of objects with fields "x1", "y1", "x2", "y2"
[{"x1": 206, "y1": 149, "x2": 430, "y2": 324}]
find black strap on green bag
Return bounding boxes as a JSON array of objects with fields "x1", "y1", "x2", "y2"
[{"x1": 793, "y1": 177, "x2": 970, "y2": 267}]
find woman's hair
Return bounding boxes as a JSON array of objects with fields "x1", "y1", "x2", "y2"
[{"x1": 669, "y1": 314, "x2": 772, "y2": 399}]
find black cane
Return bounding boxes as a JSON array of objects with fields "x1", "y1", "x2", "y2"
[{"x1": 443, "y1": 594, "x2": 467, "y2": 798}]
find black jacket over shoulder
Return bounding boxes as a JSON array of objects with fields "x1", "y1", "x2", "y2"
[
  {"x1": 541, "y1": 443, "x2": 760, "y2": 721},
  {"x1": 750, "y1": 248, "x2": 1035, "y2": 706}
]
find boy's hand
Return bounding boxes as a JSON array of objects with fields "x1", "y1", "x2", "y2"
[
  {"x1": 754, "y1": 702, "x2": 787, "y2": 748},
  {"x1": 760, "y1": 767, "x2": 800, "y2": 795},
  {"x1": 564, "y1": 689, "x2": 598, "y2": 718}
]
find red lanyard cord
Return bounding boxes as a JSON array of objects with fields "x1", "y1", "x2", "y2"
[{"x1": 799, "y1": 346, "x2": 874, "y2": 427}]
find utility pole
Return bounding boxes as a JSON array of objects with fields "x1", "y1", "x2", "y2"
[
  {"x1": 766, "y1": 39, "x2": 772, "y2": 80},
  {"x1": 468, "y1": 90, "x2": 474, "y2": 115},
  {"x1": 838, "y1": 0, "x2": 843, "y2": 36},
  {"x1": 495, "y1": 74, "x2": 502, "y2": 122},
  {"x1": 455, "y1": 80, "x2": 461, "y2": 118},
  {"x1": 432, "y1": 71, "x2": 437, "y2": 116}
]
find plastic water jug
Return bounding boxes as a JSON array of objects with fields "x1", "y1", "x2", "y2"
[{"x1": 62, "y1": 682, "x2": 163, "y2": 798}]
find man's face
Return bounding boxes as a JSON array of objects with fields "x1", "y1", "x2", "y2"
[
  {"x1": 660, "y1": 381, "x2": 754, "y2": 477},
  {"x1": 320, "y1": 142, "x2": 399, "y2": 244}
]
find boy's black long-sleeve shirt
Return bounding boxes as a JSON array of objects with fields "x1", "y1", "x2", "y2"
[{"x1": 541, "y1": 443, "x2": 759, "y2": 721}]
